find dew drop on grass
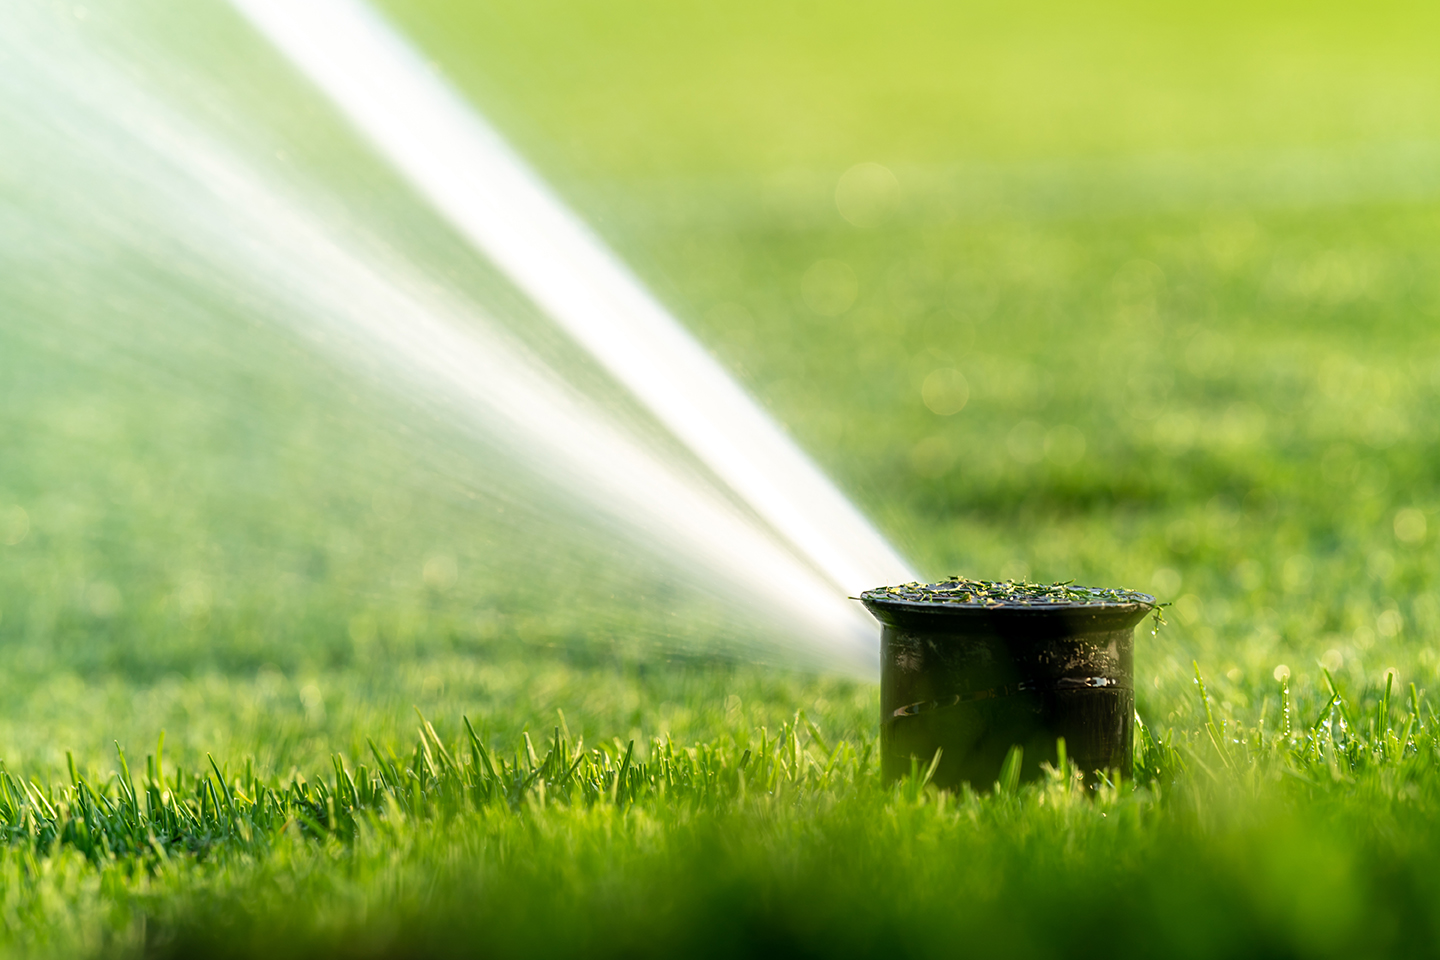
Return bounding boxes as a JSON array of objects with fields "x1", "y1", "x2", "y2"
[
  {"x1": 1175, "y1": 594, "x2": 1203, "y2": 625},
  {"x1": 1151, "y1": 567, "x2": 1182, "y2": 598},
  {"x1": 834, "y1": 162, "x2": 900, "y2": 228},
  {"x1": 1394, "y1": 508, "x2": 1426, "y2": 544},
  {"x1": 1367, "y1": 550, "x2": 1395, "y2": 581},
  {"x1": 300, "y1": 683, "x2": 325, "y2": 722},
  {"x1": 85, "y1": 582, "x2": 122, "y2": 618},
  {"x1": 423, "y1": 554, "x2": 459, "y2": 592},
  {"x1": 1282, "y1": 555, "x2": 1314, "y2": 593},
  {"x1": 921, "y1": 368, "x2": 969, "y2": 416}
]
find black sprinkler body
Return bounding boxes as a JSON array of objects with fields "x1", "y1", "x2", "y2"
[{"x1": 861, "y1": 579, "x2": 1154, "y2": 790}]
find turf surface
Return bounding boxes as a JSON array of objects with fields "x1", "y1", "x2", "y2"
[{"x1": 4, "y1": 0, "x2": 1440, "y2": 955}]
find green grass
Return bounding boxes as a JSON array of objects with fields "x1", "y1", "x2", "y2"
[
  {"x1": 5, "y1": 0, "x2": 1440, "y2": 955},
  {"x1": 4, "y1": 680, "x2": 1440, "y2": 958}
]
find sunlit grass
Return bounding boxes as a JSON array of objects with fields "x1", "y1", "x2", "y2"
[{"x1": 2, "y1": 665, "x2": 1438, "y2": 957}]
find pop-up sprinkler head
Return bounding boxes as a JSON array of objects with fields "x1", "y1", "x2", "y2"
[{"x1": 861, "y1": 578, "x2": 1154, "y2": 790}]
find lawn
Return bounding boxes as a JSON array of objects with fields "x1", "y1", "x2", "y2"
[{"x1": 3, "y1": 0, "x2": 1440, "y2": 955}]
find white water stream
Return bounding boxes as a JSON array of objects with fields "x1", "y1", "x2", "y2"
[
  {"x1": 1, "y1": 0, "x2": 916, "y2": 673},
  {"x1": 226, "y1": 0, "x2": 916, "y2": 600}
]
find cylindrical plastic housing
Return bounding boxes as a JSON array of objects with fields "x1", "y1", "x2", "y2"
[{"x1": 862, "y1": 593, "x2": 1153, "y2": 789}]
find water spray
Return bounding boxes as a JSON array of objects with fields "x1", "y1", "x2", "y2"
[
  {"x1": 225, "y1": 0, "x2": 915, "y2": 601},
  {"x1": 0, "y1": 1, "x2": 882, "y2": 671}
]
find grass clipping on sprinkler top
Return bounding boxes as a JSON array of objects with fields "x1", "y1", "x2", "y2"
[{"x1": 863, "y1": 577, "x2": 1155, "y2": 607}]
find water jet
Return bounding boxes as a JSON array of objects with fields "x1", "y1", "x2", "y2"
[
  {"x1": 861, "y1": 578, "x2": 1154, "y2": 788},
  {"x1": 1, "y1": 0, "x2": 910, "y2": 673}
]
